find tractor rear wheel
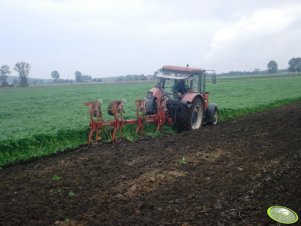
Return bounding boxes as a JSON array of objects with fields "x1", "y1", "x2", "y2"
[{"x1": 179, "y1": 98, "x2": 203, "y2": 130}]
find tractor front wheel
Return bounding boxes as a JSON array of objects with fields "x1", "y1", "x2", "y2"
[
  {"x1": 179, "y1": 98, "x2": 203, "y2": 130},
  {"x1": 211, "y1": 109, "x2": 218, "y2": 125}
]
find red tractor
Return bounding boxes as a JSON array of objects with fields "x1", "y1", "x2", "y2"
[
  {"x1": 144, "y1": 65, "x2": 218, "y2": 130},
  {"x1": 85, "y1": 65, "x2": 217, "y2": 143}
]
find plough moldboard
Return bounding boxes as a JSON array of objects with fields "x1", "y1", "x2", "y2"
[{"x1": 84, "y1": 98, "x2": 172, "y2": 144}]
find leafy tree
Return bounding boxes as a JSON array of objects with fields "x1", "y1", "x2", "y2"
[
  {"x1": 74, "y1": 71, "x2": 92, "y2": 82},
  {"x1": 288, "y1": 57, "x2": 301, "y2": 73},
  {"x1": 93, "y1": 78, "x2": 103, "y2": 82},
  {"x1": 267, "y1": 60, "x2": 278, "y2": 74},
  {"x1": 74, "y1": 71, "x2": 83, "y2": 82},
  {"x1": 51, "y1": 70, "x2": 60, "y2": 82},
  {"x1": 140, "y1": 74, "x2": 147, "y2": 80},
  {"x1": 253, "y1": 68, "x2": 260, "y2": 74},
  {"x1": 12, "y1": 78, "x2": 18, "y2": 86},
  {"x1": 14, "y1": 62, "x2": 31, "y2": 87},
  {"x1": 0, "y1": 65, "x2": 11, "y2": 87},
  {"x1": 81, "y1": 74, "x2": 92, "y2": 81}
]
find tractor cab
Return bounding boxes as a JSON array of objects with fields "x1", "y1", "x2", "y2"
[
  {"x1": 145, "y1": 65, "x2": 218, "y2": 130},
  {"x1": 155, "y1": 65, "x2": 207, "y2": 98}
]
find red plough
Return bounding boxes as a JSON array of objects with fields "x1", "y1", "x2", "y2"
[{"x1": 84, "y1": 97, "x2": 172, "y2": 144}]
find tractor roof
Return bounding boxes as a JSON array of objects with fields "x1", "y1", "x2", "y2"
[
  {"x1": 156, "y1": 65, "x2": 205, "y2": 80},
  {"x1": 162, "y1": 65, "x2": 204, "y2": 73}
]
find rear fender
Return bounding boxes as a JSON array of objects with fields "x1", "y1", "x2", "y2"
[
  {"x1": 149, "y1": 88, "x2": 164, "y2": 99},
  {"x1": 180, "y1": 93, "x2": 203, "y2": 107},
  {"x1": 145, "y1": 88, "x2": 164, "y2": 115}
]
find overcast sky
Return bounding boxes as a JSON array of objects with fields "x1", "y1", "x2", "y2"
[{"x1": 1, "y1": 0, "x2": 301, "y2": 79}]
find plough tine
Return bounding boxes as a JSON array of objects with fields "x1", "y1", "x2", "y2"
[
  {"x1": 85, "y1": 97, "x2": 172, "y2": 144},
  {"x1": 135, "y1": 99, "x2": 146, "y2": 135}
]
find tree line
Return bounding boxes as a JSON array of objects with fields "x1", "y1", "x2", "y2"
[
  {"x1": 1, "y1": 57, "x2": 301, "y2": 87},
  {"x1": 266, "y1": 58, "x2": 300, "y2": 74},
  {"x1": 0, "y1": 62, "x2": 97, "y2": 87},
  {"x1": 0, "y1": 62, "x2": 31, "y2": 87},
  {"x1": 218, "y1": 58, "x2": 301, "y2": 77}
]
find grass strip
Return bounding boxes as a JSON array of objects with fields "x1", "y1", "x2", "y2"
[
  {"x1": 0, "y1": 124, "x2": 175, "y2": 167},
  {"x1": 1, "y1": 96, "x2": 301, "y2": 167},
  {"x1": 219, "y1": 96, "x2": 301, "y2": 121},
  {"x1": 0, "y1": 128, "x2": 89, "y2": 167}
]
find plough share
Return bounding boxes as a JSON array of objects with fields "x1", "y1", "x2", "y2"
[{"x1": 84, "y1": 97, "x2": 172, "y2": 144}]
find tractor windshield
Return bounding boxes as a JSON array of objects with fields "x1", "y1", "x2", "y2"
[{"x1": 155, "y1": 65, "x2": 205, "y2": 94}]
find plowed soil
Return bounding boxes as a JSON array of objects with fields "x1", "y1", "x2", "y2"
[{"x1": 1, "y1": 102, "x2": 301, "y2": 226}]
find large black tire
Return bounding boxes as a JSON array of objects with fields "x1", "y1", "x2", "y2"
[
  {"x1": 178, "y1": 98, "x2": 203, "y2": 130},
  {"x1": 204, "y1": 104, "x2": 218, "y2": 125},
  {"x1": 145, "y1": 96, "x2": 157, "y2": 115}
]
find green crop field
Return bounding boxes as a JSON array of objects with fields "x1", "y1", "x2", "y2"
[
  {"x1": 1, "y1": 74, "x2": 301, "y2": 166},
  {"x1": 0, "y1": 82, "x2": 155, "y2": 141}
]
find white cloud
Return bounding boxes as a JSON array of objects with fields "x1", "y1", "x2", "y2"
[
  {"x1": 204, "y1": 6, "x2": 301, "y2": 72},
  {"x1": 1, "y1": 0, "x2": 301, "y2": 77}
]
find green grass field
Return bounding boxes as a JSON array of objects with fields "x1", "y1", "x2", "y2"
[
  {"x1": 1, "y1": 74, "x2": 301, "y2": 166},
  {"x1": 0, "y1": 82, "x2": 155, "y2": 141}
]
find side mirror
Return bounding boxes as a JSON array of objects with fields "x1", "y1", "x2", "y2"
[
  {"x1": 204, "y1": 70, "x2": 217, "y2": 84},
  {"x1": 212, "y1": 72, "x2": 217, "y2": 84}
]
